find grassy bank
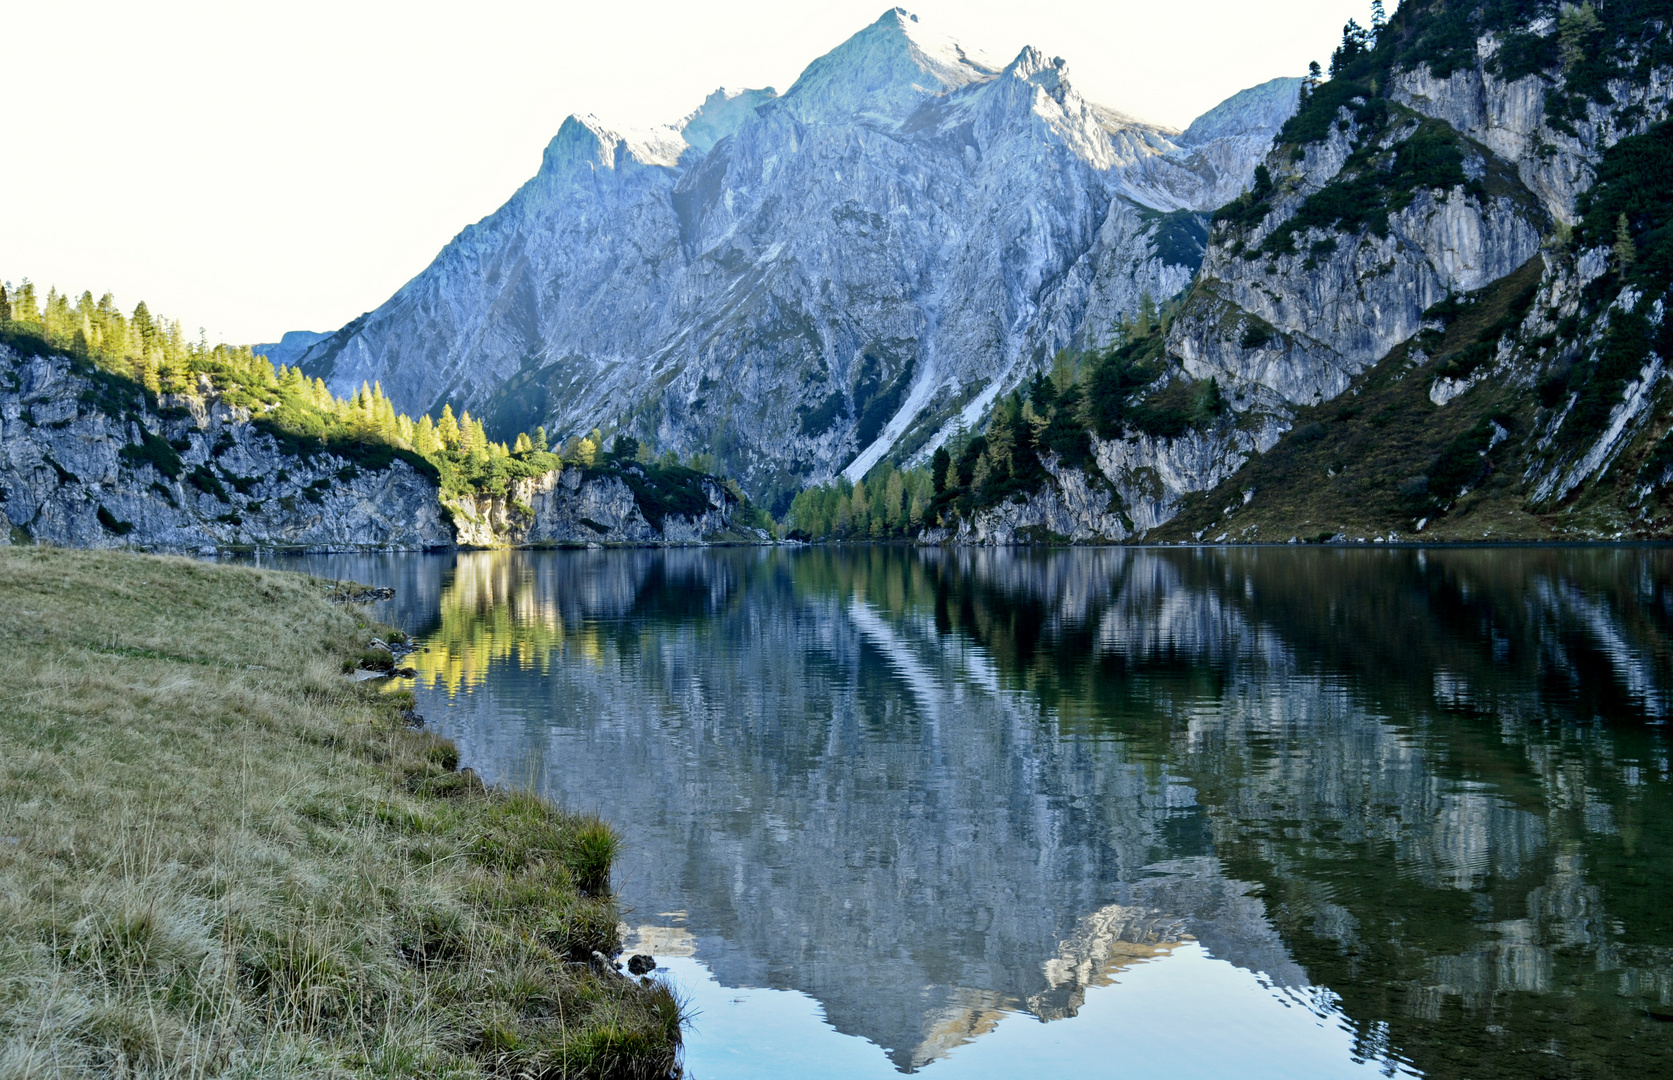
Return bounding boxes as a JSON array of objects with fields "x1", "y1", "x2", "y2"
[{"x1": 0, "y1": 547, "x2": 681, "y2": 1078}]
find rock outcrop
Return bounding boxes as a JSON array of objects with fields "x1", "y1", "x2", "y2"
[
  {"x1": 0, "y1": 343, "x2": 748, "y2": 551},
  {"x1": 446, "y1": 466, "x2": 744, "y2": 546},
  {"x1": 0, "y1": 345, "x2": 454, "y2": 552}
]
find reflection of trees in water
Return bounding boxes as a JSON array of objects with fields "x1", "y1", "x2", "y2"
[
  {"x1": 889, "y1": 547, "x2": 1673, "y2": 1078},
  {"x1": 410, "y1": 546, "x2": 1673, "y2": 1078}
]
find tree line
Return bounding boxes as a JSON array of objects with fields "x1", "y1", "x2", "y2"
[{"x1": 0, "y1": 278, "x2": 594, "y2": 499}]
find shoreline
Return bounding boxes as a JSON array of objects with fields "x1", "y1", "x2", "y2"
[
  {"x1": 0, "y1": 546, "x2": 683, "y2": 1078},
  {"x1": 30, "y1": 534, "x2": 1673, "y2": 560}
]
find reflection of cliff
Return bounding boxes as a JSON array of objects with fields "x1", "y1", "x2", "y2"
[
  {"x1": 408, "y1": 547, "x2": 1673, "y2": 1077},
  {"x1": 881, "y1": 547, "x2": 1673, "y2": 1077}
]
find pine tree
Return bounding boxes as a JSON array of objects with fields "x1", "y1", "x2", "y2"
[
  {"x1": 43, "y1": 288, "x2": 74, "y2": 341},
  {"x1": 884, "y1": 471, "x2": 905, "y2": 529},
  {"x1": 513, "y1": 432, "x2": 533, "y2": 454},
  {"x1": 1615, "y1": 212, "x2": 1637, "y2": 269},
  {"x1": 850, "y1": 484, "x2": 869, "y2": 534},
  {"x1": 533, "y1": 426, "x2": 549, "y2": 453},
  {"x1": 437, "y1": 405, "x2": 460, "y2": 449},
  {"x1": 932, "y1": 446, "x2": 952, "y2": 494},
  {"x1": 13, "y1": 280, "x2": 39, "y2": 324},
  {"x1": 458, "y1": 413, "x2": 485, "y2": 454},
  {"x1": 0, "y1": 284, "x2": 10, "y2": 322},
  {"x1": 415, "y1": 414, "x2": 441, "y2": 455}
]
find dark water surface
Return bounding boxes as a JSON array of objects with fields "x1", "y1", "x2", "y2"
[{"x1": 251, "y1": 546, "x2": 1673, "y2": 1078}]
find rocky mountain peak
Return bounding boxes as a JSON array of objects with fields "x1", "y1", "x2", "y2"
[
  {"x1": 1004, "y1": 44, "x2": 1068, "y2": 93},
  {"x1": 776, "y1": 7, "x2": 999, "y2": 125},
  {"x1": 539, "y1": 113, "x2": 687, "y2": 176},
  {"x1": 1177, "y1": 77, "x2": 1304, "y2": 147},
  {"x1": 678, "y1": 86, "x2": 778, "y2": 153}
]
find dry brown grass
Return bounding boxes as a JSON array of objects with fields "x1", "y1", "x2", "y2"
[{"x1": 0, "y1": 546, "x2": 682, "y2": 1078}]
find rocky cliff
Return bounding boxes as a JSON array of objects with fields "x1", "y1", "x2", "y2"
[
  {"x1": 0, "y1": 341, "x2": 748, "y2": 551},
  {"x1": 950, "y1": 0, "x2": 1673, "y2": 544},
  {"x1": 0, "y1": 343, "x2": 454, "y2": 553},
  {"x1": 446, "y1": 464, "x2": 748, "y2": 547},
  {"x1": 284, "y1": 8, "x2": 1299, "y2": 511}
]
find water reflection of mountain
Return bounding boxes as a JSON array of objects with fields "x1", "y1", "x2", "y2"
[{"x1": 410, "y1": 548, "x2": 1673, "y2": 1077}]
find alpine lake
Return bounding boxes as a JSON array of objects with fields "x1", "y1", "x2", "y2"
[{"x1": 244, "y1": 545, "x2": 1673, "y2": 1079}]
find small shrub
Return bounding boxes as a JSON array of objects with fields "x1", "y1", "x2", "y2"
[
  {"x1": 118, "y1": 427, "x2": 184, "y2": 478},
  {"x1": 187, "y1": 463, "x2": 230, "y2": 503},
  {"x1": 96, "y1": 505, "x2": 134, "y2": 536}
]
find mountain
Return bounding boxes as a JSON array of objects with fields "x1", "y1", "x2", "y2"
[
  {"x1": 283, "y1": 8, "x2": 1299, "y2": 511},
  {"x1": 252, "y1": 329, "x2": 331, "y2": 370},
  {"x1": 916, "y1": 0, "x2": 1673, "y2": 544}
]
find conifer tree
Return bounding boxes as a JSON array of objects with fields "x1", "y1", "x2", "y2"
[
  {"x1": 13, "y1": 280, "x2": 38, "y2": 324},
  {"x1": 884, "y1": 471, "x2": 905, "y2": 529},
  {"x1": 415, "y1": 414, "x2": 441, "y2": 455},
  {"x1": 438, "y1": 405, "x2": 460, "y2": 449},
  {"x1": 533, "y1": 426, "x2": 549, "y2": 453},
  {"x1": 1615, "y1": 213, "x2": 1637, "y2": 269}
]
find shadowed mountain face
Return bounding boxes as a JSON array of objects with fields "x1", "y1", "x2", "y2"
[
  {"x1": 285, "y1": 9, "x2": 1299, "y2": 511},
  {"x1": 295, "y1": 546, "x2": 1673, "y2": 1076}
]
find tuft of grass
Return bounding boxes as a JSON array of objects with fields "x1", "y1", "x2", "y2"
[{"x1": 0, "y1": 547, "x2": 684, "y2": 1078}]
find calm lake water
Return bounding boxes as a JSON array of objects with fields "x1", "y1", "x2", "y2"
[{"x1": 248, "y1": 546, "x2": 1673, "y2": 1078}]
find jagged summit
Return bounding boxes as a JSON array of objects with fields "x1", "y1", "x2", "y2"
[
  {"x1": 678, "y1": 87, "x2": 778, "y2": 153},
  {"x1": 539, "y1": 113, "x2": 687, "y2": 174},
  {"x1": 776, "y1": 7, "x2": 999, "y2": 125}
]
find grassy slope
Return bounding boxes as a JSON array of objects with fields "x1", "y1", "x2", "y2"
[
  {"x1": 0, "y1": 548, "x2": 680, "y2": 1078},
  {"x1": 1151, "y1": 256, "x2": 1621, "y2": 542}
]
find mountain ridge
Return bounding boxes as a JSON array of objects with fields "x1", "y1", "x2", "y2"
[{"x1": 282, "y1": 8, "x2": 1301, "y2": 511}]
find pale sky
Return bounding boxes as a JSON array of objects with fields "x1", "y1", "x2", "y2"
[{"x1": 1, "y1": 1, "x2": 1370, "y2": 345}]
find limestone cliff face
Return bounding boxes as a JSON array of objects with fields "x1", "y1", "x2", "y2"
[
  {"x1": 946, "y1": 15, "x2": 1673, "y2": 543},
  {"x1": 0, "y1": 345, "x2": 454, "y2": 552},
  {"x1": 1390, "y1": 50, "x2": 1673, "y2": 226},
  {"x1": 446, "y1": 466, "x2": 742, "y2": 546}
]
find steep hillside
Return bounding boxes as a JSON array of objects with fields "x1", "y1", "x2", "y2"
[
  {"x1": 924, "y1": 0, "x2": 1673, "y2": 543},
  {"x1": 285, "y1": 8, "x2": 1298, "y2": 511},
  {"x1": 0, "y1": 332, "x2": 746, "y2": 552}
]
